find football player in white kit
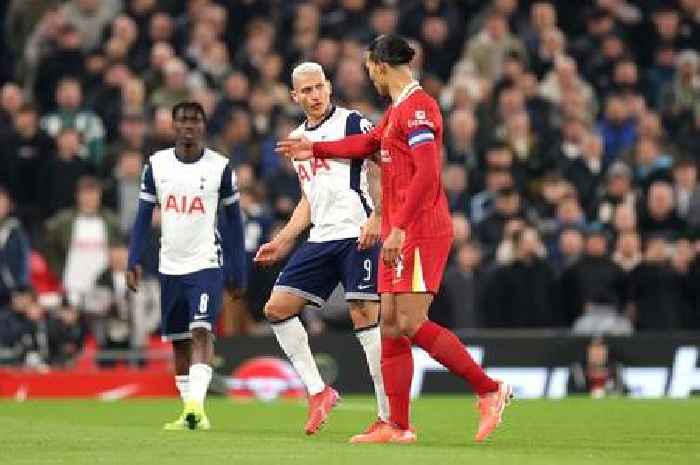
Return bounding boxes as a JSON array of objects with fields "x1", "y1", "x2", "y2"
[
  {"x1": 254, "y1": 62, "x2": 389, "y2": 440},
  {"x1": 127, "y1": 102, "x2": 247, "y2": 430}
]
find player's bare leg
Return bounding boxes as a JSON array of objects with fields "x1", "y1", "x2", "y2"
[
  {"x1": 182, "y1": 328, "x2": 214, "y2": 430},
  {"x1": 348, "y1": 301, "x2": 391, "y2": 443},
  {"x1": 264, "y1": 291, "x2": 339, "y2": 434},
  {"x1": 163, "y1": 339, "x2": 193, "y2": 430},
  {"x1": 395, "y1": 293, "x2": 511, "y2": 443}
]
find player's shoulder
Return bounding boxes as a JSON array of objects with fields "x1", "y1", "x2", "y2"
[
  {"x1": 404, "y1": 89, "x2": 440, "y2": 113},
  {"x1": 399, "y1": 89, "x2": 442, "y2": 130},
  {"x1": 148, "y1": 147, "x2": 174, "y2": 164},
  {"x1": 203, "y1": 147, "x2": 229, "y2": 165},
  {"x1": 342, "y1": 107, "x2": 373, "y2": 134}
]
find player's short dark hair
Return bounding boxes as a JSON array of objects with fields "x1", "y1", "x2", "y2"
[
  {"x1": 172, "y1": 101, "x2": 207, "y2": 123},
  {"x1": 368, "y1": 34, "x2": 415, "y2": 66}
]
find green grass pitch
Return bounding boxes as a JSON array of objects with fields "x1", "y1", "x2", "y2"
[{"x1": 2, "y1": 396, "x2": 698, "y2": 465}]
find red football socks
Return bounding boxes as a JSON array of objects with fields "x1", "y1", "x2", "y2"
[
  {"x1": 381, "y1": 335, "x2": 413, "y2": 430},
  {"x1": 411, "y1": 320, "x2": 498, "y2": 395}
]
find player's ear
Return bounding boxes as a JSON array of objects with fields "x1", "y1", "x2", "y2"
[
  {"x1": 290, "y1": 89, "x2": 299, "y2": 104},
  {"x1": 325, "y1": 79, "x2": 332, "y2": 94}
]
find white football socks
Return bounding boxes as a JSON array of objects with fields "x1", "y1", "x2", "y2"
[
  {"x1": 356, "y1": 325, "x2": 390, "y2": 422},
  {"x1": 188, "y1": 364, "x2": 213, "y2": 405},
  {"x1": 175, "y1": 375, "x2": 190, "y2": 403},
  {"x1": 271, "y1": 317, "x2": 325, "y2": 395}
]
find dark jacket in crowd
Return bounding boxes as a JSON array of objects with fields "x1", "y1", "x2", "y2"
[
  {"x1": 0, "y1": 217, "x2": 30, "y2": 305},
  {"x1": 481, "y1": 258, "x2": 558, "y2": 328},
  {"x1": 559, "y1": 255, "x2": 627, "y2": 325}
]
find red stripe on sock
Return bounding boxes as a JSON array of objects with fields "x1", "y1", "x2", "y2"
[
  {"x1": 381, "y1": 336, "x2": 413, "y2": 430},
  {"x1": 412, "y1": 321, "x2": 498, "y2": 395}
]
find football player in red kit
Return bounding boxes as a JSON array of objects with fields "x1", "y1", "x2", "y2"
[{"x1": 277, "y1": 34, "x2": 512, "y2": 444}]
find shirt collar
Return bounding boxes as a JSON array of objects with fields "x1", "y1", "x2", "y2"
[{"x1": 394, "y1": 81, "x2": 421, "y2": 106}]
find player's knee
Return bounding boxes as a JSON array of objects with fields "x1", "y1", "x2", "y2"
[
  {"x1": 397, "y1": 318, "x2": 421, "y2": 338},
  {"x1": 264, "y1": 301, "x2": 297, "y2": 322}
]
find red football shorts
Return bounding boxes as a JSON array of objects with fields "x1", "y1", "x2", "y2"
[{"x1": 378, "y1": 237, "x2": 452, "y2": 294}]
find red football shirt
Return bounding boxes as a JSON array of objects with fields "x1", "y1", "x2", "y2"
[{"x1": 374, "y1": 83, "x2": 453, "y2": 241}]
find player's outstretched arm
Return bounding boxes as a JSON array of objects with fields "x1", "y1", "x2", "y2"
[
  {"x1": 276, "y1": 129, "x2": 381, "y2": 161},
  {"x1": 127, "y1": 199, "x2": 155, "y2": 291},
  {"x1": 254, "y1": 194, "x2": 311, "y2": 266}
]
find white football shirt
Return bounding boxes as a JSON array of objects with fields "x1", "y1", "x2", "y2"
[
  {"x1": 291, "y1": 106, "x2": 375, "y2": 242},
  {"x1": 140, "y1": 147, "x2": 238, "y2": 275}
]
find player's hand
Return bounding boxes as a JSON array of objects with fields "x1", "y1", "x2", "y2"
[
  {"x1": 126, "y1": 265, "x2": 142, "y2": 292},
  {"x1": 358, "y1": 213, "x2": 381, "y2": 250},
  {"x1": 276, "y1": 137, "x2": 313, "y2": 161},
  {"x1": 254, "y1": 239, "x2": 292, "y2": 267},
  {"x1": 381, "y1": 228, "x2": 405, "y2": 267}
]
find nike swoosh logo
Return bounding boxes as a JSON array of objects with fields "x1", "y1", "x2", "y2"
[
  {"x1": 357, "y1": 284, "x2": 372, "y2": 290},
  {"x1": 193, "y1": 314, "x2": 208, "y2": 320}
]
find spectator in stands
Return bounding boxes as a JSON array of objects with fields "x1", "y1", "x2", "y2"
[
  {"x1": 594, "y1": 161, "x2": 637, "y2": 225},
  {"x1": 32, "y1": 21, "x2": 85, "y2": 113},
  {"x1": 676, "y1": 108, "x2": 700, "y2": 162},
  {"x1": 103, "y1": 112, "x2": 147, "y2": 177},
  {"x1": 563, "y1": 132, "x2": 605, "y2": 215},
  {"x1": 61, "y1": 0, "x2": 121, "y2": 52},
  {"x1": 475, "y1": 186, "x2": 525, "y2": 260},
  {"x1": 143, "y1": 106, "x2": 175, "y2": 154},
  {"x1": 482, "y1": 226, "x2": 557, "y2": 327},
  {"x1": 559, "y1": 229, "x2": 626, "y2": 325},
  {"x1": 103, "y1": 150, "x2": 143, "y2": 235},
  {"x1": 554, "y1": 226, "x2": 585, "y2": 276},
  {"x1": 433, "y1": 240, "x2": 484, "y2": 329},
  {"x1": 638, "y1": 181, "x2": 687, "y2": 241},
  {"x1": 0, "y1": 83, "x2": 24, "y2": 139},
  {"x1": 88, "y1": 243, "x2": 139, "y2": 365},
  {"x1": 672, "y1": 158, "x2": 700, "y2": 232},
  {"x1": 43, "y1": 176, "x2": 121, "y2": 306},
  {"x1": 1, "y1": 104, "x2": 54, "y2": 234},
  {"x1": 627, "y1": 236, "x2": 686, "y2": 330},
  {"x1": 445, "y1": 108, "x2": 479, "y2": 166},
  {"x1": 150, "y1": 57, "x2": 191, "y2": 109},
  {"x1": 38, "y1": 128, "x2": 92, "y2": 218},
  {"x1": 142, "y1": 41, "x2": 175, "y2": 95},
  {"x1": 461, "y1": 10, "x2": 526, "y2": 82},
  {"x1": 443, "y1": 164, "x2": 469, "y2": 215},
  {"x1": 40, "y1": 78, "x2": 106, "y2": 167},
  {"x1": 597, "y1": 94, "x2": 636, "y2": 162},
  {"x1": 661, "y1": 50, "x2": 700, "y2": 135},
  {"x1": 45, "y1": 295, "x2": 85, "y2": 367},
  {"x1": 215, "y1": 110, "x2": 256, "y2": 167},
  {"x1": 631, "y1": 137, "x2": 673, "y2": 189},
  {"x1": 539, "y1": 55, "x2": 597, "y2": 120},
  {"x1": 0, "y1": 188, "x2": 30, "y2": 307},
  {"x1": 612, "y1": 230, "x2": 642, "y2": 272}
]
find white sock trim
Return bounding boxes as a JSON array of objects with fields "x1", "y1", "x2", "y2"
[
  {"x1": 175, "y1": 375, "x2": 189, "y2": 403},
  {"x1": 356, "y1": 325, "x2": 389, "y2": 422},
  {"x1": 188, "y1": 364, "x2": 213, "y2": 405},
  {"x1": 271, "y1": 317, "x2": 325, "y2": 395}
]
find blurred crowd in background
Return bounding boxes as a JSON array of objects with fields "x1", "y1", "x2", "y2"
[{"x1": 1, "y1": 0, "x2": 700, "y2": 368}]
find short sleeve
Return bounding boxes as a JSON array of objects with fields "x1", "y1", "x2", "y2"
[
  {"x1": 139, "y1": 163, "x2": 157, "y2": 203},
  {"x1": 345, "y1": 112, "x2": 374, "y2": 136},
  {"x1": 220, "y1": 163, "x2": 240, "y2": 205},
  {"x1": 399, "y1": 94, "x2": 441, "y2": 149}
]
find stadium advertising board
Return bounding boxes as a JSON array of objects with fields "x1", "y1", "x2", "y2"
[{"x1": 216, "y1": 333, "x2": 700, "y2": 399}]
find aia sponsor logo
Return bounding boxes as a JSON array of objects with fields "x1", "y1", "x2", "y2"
[
  {"x1": 296, "y1": 157, "x2": 331, "y2": 182},
  {"x1": 164, "y1": 194, "x2": 206, "y2": 214}
]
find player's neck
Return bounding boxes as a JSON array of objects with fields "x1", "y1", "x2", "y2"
[
  {"x1": 175, "y1": 143, "x2": 205, "y2": 163},
  {"x1": 388, "y1": 71, "x2": 418, "y2": 104},
  {"x1": 306, "y1": 104, "x2": 334, "y2": 129}
]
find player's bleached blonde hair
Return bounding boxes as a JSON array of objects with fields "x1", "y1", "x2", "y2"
[{"x1": 291, "y1": 62, "x2": 326, "y2": 87}]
